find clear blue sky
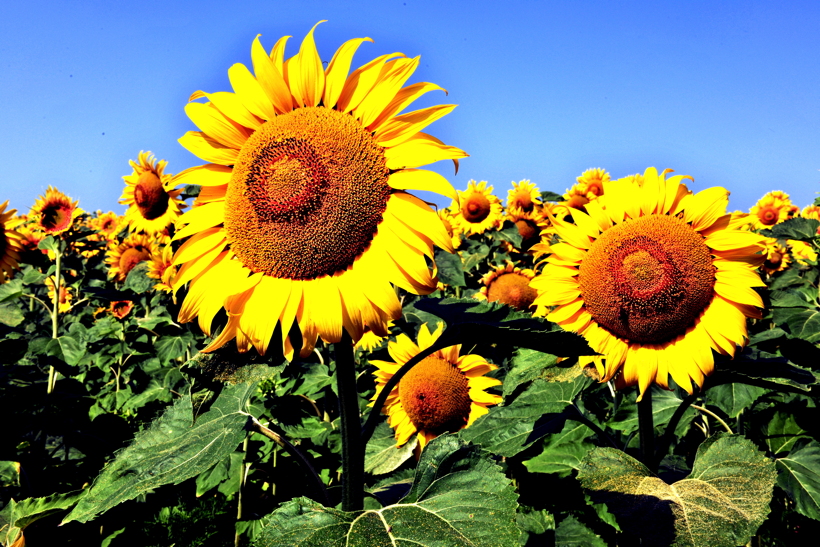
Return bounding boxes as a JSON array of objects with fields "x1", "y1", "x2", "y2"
[{"x1": 2, "y1": 0, "x2": 818, "y2": 217}]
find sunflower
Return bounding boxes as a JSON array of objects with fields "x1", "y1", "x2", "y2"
[
  {"x1": 170, "y1": 23, "x2": 465, "y2": 359},
  {"x1": 109, "y1": 300, "x2": 134, "y2": 319},
  {"x1": 575, "y1": 168, "x2": 610, "y2": 199},
  {"x1": 788, "y1": 240, "x2": 817, "y2": 266},
  {"x1": 147, "y1": 244, "x2": 175, "y2": 293},
  {"x1": 451, "y1": 180, "x2": 503, "y2": 235},
  {"x1": 506, "y1": 180, "x2": 541, "y2": 214},
  {"x1": 88, "y1": 211, "x2": 124, "y2": 242},
  {"x1": 105, "y1": 233, "x2": 156, "y2": 281},
  {"x1": 531, "y1": 167, "x2": 767, "y2": 398},
  {"x1": 749, "y1": 190, "x2": 793, "y2": 230},
  {"x1": 506, "y1": 207, "x2": 550, "y2": 250},
  {"x1": 1, "y1": 201, "x2": 23, "y2": 283},
  {"x1": 370, "y1": 323, "x2": 502, "y2": 449},
  {"x1": 45, "y1": 276, "x2": 73, "y2": 313},
  {"x1": 120, "y1": 152, "x2": 186, "y2": 234},
  {"x1": 801, "y1": 205, "x2": 820, "y2": 224},
  {"x1": 760, "y1": 239, "x2": 790, "y2": 275},
  {"x1": 30, "y1": 186, "x2": 83, "y2": 235},
  {"x1": 354, "y1": 319, "x2": 395, "y2": 352},
  {"x1": 437, "y1": 208, "x2": 463, "y2": 249},
  {"x1": 475, "y1": 263, "x2": 537, "y2": 311}
]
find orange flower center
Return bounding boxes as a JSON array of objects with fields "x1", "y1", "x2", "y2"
[
  {"x1": 110, "y1": 300, "x2": 133, "y2": 319},
  {"x1": 119, "y1": 245, "x2": 151, "y2": 277},
  {"x1": 461, "y1": 193, "x2": 491, "y2": 223},
  {"x1": 578, "y1": 214, "x2": 715, "y2": 343},
  {"x1": 511, "y1": 192, "x2": 534, "y2": 213},
  {"x1": 585, "y1": 180, "x2": 604, "y2": 197},
  {"x1": 224, "y1": 107, "x2": 390, "y2": 280},
  {"x1": 565, "y1": 194, "x2": 589, "y2": 210},
  {"x1": 40, "y1": 201, "x2": 73, "y2": 233},
  {"x1": 134, "y1": 171, "x2": 170, "y2": 221},
  {"x1": 515, "y1": 219, "x2": 539, "y2": 242},
  {"x1": 487, "y1": 272, "x2": 537, "y2": 310},
  {"x1": 398, "y1": 355, "x2": 471, "y2": 436},
  {"x1": 757, "y1": 206, "x2": 780, "y2": 226}
]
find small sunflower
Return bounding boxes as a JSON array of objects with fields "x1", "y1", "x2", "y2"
[
  {"x1": 171, "y1": 22, "x2": 465, "y2": 359},
  {"x1": 370, "y1": 323, "x2": 502, "y2": 449},
  {"x1": 437, "y1": 208, "x2": 463, "y2": 249},
  {"x1": 506, "y1": 180, "x2": 541, "y2": 214},
  {"x1": 88, "y1": 211, "x2": 124, "y2": 242},
  {"x1": 788, "y1": 240, "x2": 817, "y2": 266},
  {"x1": 506, "y1": 207, "x2": 550, "y2": 250},
  {"x1": 105, "y1": 234, "x2": 156, "y2": 281},
  {"x1": 801, "y1": 205, "x2": 820, "y2": 225},
  {"x1": 45, "y1": 276, "x2": 73, "y2": 313},
  {"x1": 120, "y1": 152, "x2": 186, "y2": 234},
  {"x1": 355, "y1": 320, "x2": 395, "y2": 352},
  {"x1": 531, "y1": 167, "x2": 767, "y2": 398},
  {"x1": 147, "y1": 244, "x2": 175, "y2": 293},
  {"x1": 1, "y1": 201, "x2": 23, "y2": 283},
  {"x1": 475, "y1": 263, "x2": 537, "y2": 311},
  {"x1": 575, "y1": 168, "x2": 610, "y2": 200},
  {"x1": 451, "y1": 180, "x2": 503, "y2": 235},
  {"x1": 749, "y1": 191, "x2": 793, "y2": 230},
  {"x1": 109, "y1": 300, "x2": 134, "y2": 319},
  {"x1": 760, "y1": 239, "x2": 790, "y2": 274},
  {"x1": 30, "y1": 186, "x2": 83, "y2": 235}
]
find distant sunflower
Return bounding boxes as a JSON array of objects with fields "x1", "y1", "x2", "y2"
[
  {"x1": 370, "y1": 323, "x2": 502, "y2": 449},
  {"x1": 45, "y1": 277, "x2": 73, "y2": 313},
  {"x1": 475, "y1": 263, "x2": 537, "y2": 311},
  {"x1": 1, "y1": 201, "x2": 23, "y2": 283},
  {"x1": 354, "y1": 320, "x2": 395, "y2": 352},
  {"x1": 30, "y1": 186, "x2": 83, "y2": 235},
  {"x1": 171, "y1": 22, "x2": 465, "y2": 359},
  {"x1": 788, "y1": 240, "x2": 817, "y2": 266},
  {"x1": 749, "y1": 191, "x2": 793, "y2": 230},
  {"x1": 88, "y1": 211, "x2": 124, "y2": 242},
  {"x1": 506, "y1": 180, "x2": 541, "y2": 214},
  {"x1": 506, "y1": 207, "x2": 550, "y2": 250},
  {"x1": 147, "y1": 245, "x2": 175, "y2": 293},
  {"x1": 760, "y1": 239, "x2": 790, "y2": 274},
  {"x1": 452, "y1": 180, "x2": 503, "y2": 235},
  {"x1": 105, "y1": 233, "x2": 155, "y2": 281},
  {"x1": 438, "y1": 208, "x2": 462, "y2": 249},
  {"x1": 575, "y1": 168, "x2": 610, "y2": 199},
  {"x1": 15, "y1": 224, "x2": 46, "y2": 257},
  {"x1": 531, "y1": 168, "x2": 767, "y2": 398},
  {"x1": 109, "y1": 300, "x2": 134, "y2": 319},
  {"x1": 801, "y1": 205, "x2": 820, "y2": 224},
  {"x1": 120, "y1": 151, "x2": 186, "y2": 234}
]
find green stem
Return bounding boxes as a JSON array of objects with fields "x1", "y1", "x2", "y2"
[
  {"x1": 47, "y1": 239, "x2": 63, "y2": 394},
  {"x1": 637, "y1": 387, "x2": 655, "y2": 472},
  {"x1": 334, "y1": 332, "x2": 363, "y2": 511},
  {"x1": 691, "y1": 404, "x2": 733, "y2": 434},
  {"x1": 234, "y1": 435, "x2": 249, "y2": 547},
  {"x1": 657, "y1": 392, "x2": 698, "y2": 466}
]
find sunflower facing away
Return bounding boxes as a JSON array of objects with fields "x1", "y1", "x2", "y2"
[
  {"x1": 147, "y1": 244, "x2": 176, "y2": 293},
  {"x1": 120, "y1": 151, "x2": 186, "y2": 234},
  {"x1": 370, "y1": 323, "x2": 502, "y2": 449},
  {"x1": 105, "y1": 233, "x2": 156, "y2": 281},
  {"x1": 31, "y1": 186, "x2": 83, "y2": 235},
  {"x1": 531, "y1": 168, "x2": 767, "y2": 398},
  {"x1": 451, "y1": 180, "x2": 503, "y2": 235},
  {"x1": 170, "y1": 22, "x2": 466, "y2": 358},
  {"x1": 1, "y1": 201, "x2": 23, "y2": 283}
]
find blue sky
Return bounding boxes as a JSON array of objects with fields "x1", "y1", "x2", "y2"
[{"x1": 1, "y1": 0, "x2": 818, "y2": 217}]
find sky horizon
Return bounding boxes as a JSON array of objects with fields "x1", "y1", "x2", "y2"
[{"x1": 2, "y1": 0, "x2": 818, "y2": 218}]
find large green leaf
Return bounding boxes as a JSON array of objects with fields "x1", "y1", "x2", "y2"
[
  {"x1": 46, "y1": 334, "x2": 87, "y2": 366},
  {"x1": 364, "y1": 421, "x2": 416, "y2": 475},
  {"x1": 253, "y1": 435, "x2": 519, "y2": 546},
  {"x1": 775, "y1": 439, "x2": 820, "y2": 521},
  {"x1": 63, "y1": 382, "x2": 257, "y2": 524},
  {"x1": 434, "y1": 247, "x2": 466, "y2": 287},
  {"x1": 523, "y1": 421, "x2": 596, "y2": 477},
  {"x1": 123, "y1": 262, "x2": 154, "y2": 293},
  {"x1": 578, "y1": 434, "x2": 776, "y2": 547},
  {"x1": 772, "y1": 308, "x2": 820, "y2": 343},
  {"x1": 0, "y1": 491, "x2": 82, "y2": 546},
  {"x1": 764, "y1": 410, "x2": 809, "y2": 455},
  {"x1": 503, "y1": 348, "x2": 560, "y2": 396},
  {"x1": 707, "y1": 383, "x2": 765, "y2": 418},
  {"x1": 764, "y1": 218, "x2": 820, "y2": 240},
  {"x1": 459, "y1": 375, "x2": 591, "y2": 456}
]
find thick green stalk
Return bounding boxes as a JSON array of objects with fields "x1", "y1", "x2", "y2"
[
  {"x1": 234, "y1": 435, "x2": 249, "y2": 547},
  {"x1": 637, "y1": 387, "x2": 655, "y2": 472},
  {"x1": 334, "y1": 332, "x2": 363, "y2": 511},
  {"x1": 47, "y1": 239, "x2": 63, "y2": 394}
]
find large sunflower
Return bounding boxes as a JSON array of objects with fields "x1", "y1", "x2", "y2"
[
  {"x1": 451, "y1": 180, "x2": 503, "y2": 235},
  {"x1": 1, "y1": 201, "x2": 23, "y2": 283},
  {"x1": 105, "y1": 233, "x2": 156, "y2": 281},
  {"x1": 370, "y1": 323, "x2": 502, "y2": 449},
  {"x1": 30, "y1": 186, "x2": 83, "y2": 235},
  {"x1": 170, "y1": 22, "x2": 466, "y2": 359},
  {"x1": 531, "y1": 168, "x2": 767, "y2": 398},
  {"x1": 120, "y1": 151, "x2": 186, "y2": 234}
]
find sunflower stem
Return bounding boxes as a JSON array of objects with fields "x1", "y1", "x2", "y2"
[
  {"x1": 637, "y1": 387, "x2": 656, "y2": 472},
  {"x1": 335, "y1": 332, "x2": 363, "y2": 511},
  {"x1": 47, "y1": 238, "x2": 63, "y2": 394}
]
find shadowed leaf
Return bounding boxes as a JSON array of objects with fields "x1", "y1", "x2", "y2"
[{"x1": 775, "y1": 439, "x2": 820, "y2": 521}]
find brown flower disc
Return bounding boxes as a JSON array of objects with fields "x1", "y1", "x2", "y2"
[
  {"x1": 487, "y1": 272, "x2": 537, "y2": 310},
  {"x1": 224, "y1": 107, "x2": 391, "y2": 280},
  {"x1": 134, "y1": 171, "x2": 170, "y2": 220},
  {"x1": 578, "y1": 214, "x2": 716, "y2": 343},
  {"x1": 461, "y1": 193, "x2": 491, "y2": 224},
  {"x1": 758, "y1": 206, "x2": 779, "y2": 226},
  {"x1": 40, "y1": 201, "x2": 73, "y2": 233},
  {"x1": 119, "y1": 246, "x2": 151, "y2": 278},
  {"x1": 515, "y1": 218, "x2": 539, "y2": 243},
  {"x1": 399, "y1": 356, "x2": 471, "y2": 435}
]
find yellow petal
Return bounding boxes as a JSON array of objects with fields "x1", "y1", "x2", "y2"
[
  {"x1": 172, "y1": 163, "x2": 233, "y2": 187},
  {"x1": 288, "y1": 21, "x2": 326, "y2": 107},
  {"x1": 251, "y1": 35, "x2": 293, "y2": 114},
  {"x1": 369, "y1": 81, "x2": 446, "y2": 132},
  {"x1": 375, "y1": 104, "x2": 457, "y2": 148},
  {"x1": 324, "y1": 36, "x2": 374, "y2": 110},
  {"x1": 355, "y1": 56, "x2": 419, "y2": 128},
  {"x1": 184, "y1": 102, "x2": 250, "y2": 149},
  {"x1": 336, "y1": 52, "x2": 405, "y2": 114},
  {"x1": 174, "y1": 201, "x2": 225, "y2": 241},
  {"x1": 384, "y1": 132, "x2": 468, "y2": 170},
  {"x1": 178, "y1": 132, "x2": 238, "y2": 166},
  {"x1": 228, "y1": 63, "x2": 276, "y2": 120}
]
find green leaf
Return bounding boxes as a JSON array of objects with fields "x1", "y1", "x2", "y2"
[
  {"x1": 496, "y1": 221, "x2": 523, "y2": 249},
  {"x1": 540, "y1": 191, "x2": 564, "y2": 202},
  {"x1": 364, "y1": 421, "x2": 416, "y2": 475},
  {"x1": 516, "y1": 507, "x2": 554, "y2": 546},
  {"x1": 707, "y1": 383, "x2": 765, "y2": 418},
  {"x1": 461, "y1": 243, "x2": 490, "y2": 272},
  {"x1": 554, "y1": 515, "x2": 607, "y2": 547},
  {"x1": 0, "y1": 490, "x2": 82, "y2": 546},
  {"x1": 523, "y1": 421, "x2": 596, "y2": 477},
  {"x1": 123, "y1": 262, "x2": 154, "y2": 294},
  {"x1": 254, "y1": 435, "x2": 519, "y2": 547},
  {"x1": 769, "y1": 288, "x2": 817, "y2": 308},
  {"x1": 63, "y1": 382, "x2": 257, "y2": 524},
  {"x1": 578, "y1": 434, "x2": 777, "y2": 547},
  {"x1": 460, "y1": 375, "x2": 591, "y2": 456},
  {"x1": 46, "y1": 334, "x2": 87, "y2": 366},
  {"x1": 435, "y1": 247, "x2": 466, "y2": 287},
  {"x1": 0, "y1": 278, "x2": 23, "y2": 302},
  {"x1": 155, "y1": 334, "x2": 191, "y2": 365},
  {"x1": 37, "y1": 235, "x2": 59, "y2": 253},
  {"x1": 775, "y1": 439, "x2": 820, "y2": 520},
  {"x1": 764, "y1": 411, "x2": 809, "y2": 455},
  {"x1": 504, "y1": 348, "x2": 560, "y2": 396},
  {"x1": 766, "y1": 218, "x2": 820, "y2": 240},
  {"x1": 772, "y1": 307, "x2": 820, "y2": 343},
  {"x1": 0, "y1": 301, "x2": 24, "y2": 327}
]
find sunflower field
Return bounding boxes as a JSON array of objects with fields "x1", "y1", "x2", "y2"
[{"x1": 3, "y1": 23, "x2": 820, "y2": 547}]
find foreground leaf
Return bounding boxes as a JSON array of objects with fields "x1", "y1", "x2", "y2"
[
  {"x1": 254, "y1": 435, "x2": 519, "y2": 546},
  {"x1": 364, "y1": 421, "x2": 416, "y2": 475},
  {"x1": 0, "y1": 491, "x2": 82, "y2": 546},
  {"x1": 554, "y1": 515, "x2": 607, "y2": 547},
  {"x1": 63, "y1": 382, "x2": 257, "y2": 524},
  {"x1": 578, "y1": 434, "x2": 776, "y2": 547},
  {"x1": 775, "y1": 439, "x2": 820, "y2": 521},
  {"x1": 523, "y1": 421, "x2": 596, "y2": 477}
]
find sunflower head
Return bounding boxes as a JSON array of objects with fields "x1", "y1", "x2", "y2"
[
  {"x1": 105, "y1": 233, "x2": 156, "y2": 281},
  {"x1": 45, "y1": 277, "x2": 73, "y2": 313},
  {"x1": 532, "y1": 167, "x2": 767, "y2": 398},
  {"x1": 1, "y1": 201, "x2": 23, "y2": 284},
  {"x1": 801, "y1": 205, "x2": 820, "y2": 231},
  {"x1": 120, "y1": 151, "x2": 186, "y2": 234},
  {"x1": 451, "y1": 180, "x2": 503, "y2": 235},
  {"x1": 506, "y1": 180, "x2": 542, "y2": 214},
  {"x1": 170, "y1": 22, "x2": 465, "y2": 359},
  {"x1": 787, "y1": 239, "x2": 818, "y2": 266},
  {"x1": 370, "y1": 323, "x2": 502, "y2": 449},
  {"x1": 109, "y1": 300, "x2": 134, "y2": 319},
  {"x1": 30, "y1": 186, "x2": 83, "y2": 235},
  {"x1": 147, "y1": 244, "x2": 176, "y2": 293},
  {"x1": 749, "y1": 191, "x2": 793, "y2": 230},
  {"x1": 575, "y1": 168, "x2": 610, "y2": 199},
  {"x1": 475, "y1": 263, "x2": 537, "y2": 311},
  {"x1": 761, "y1": 238, "x2": 791, "y2": 274},
  {"x1": 506, "y1": 207, "x2": 550, "y2": 250},
  {"x1": 88, "y1": 211, "x2": 124, "y2": 242}
]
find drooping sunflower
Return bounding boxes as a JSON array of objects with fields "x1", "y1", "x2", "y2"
[
  {"x1": 506, "y1": 180, "x2": 541, "y2": 214},
  {"x1": 120, "y1": 151, "x2": 186, "y2": 234},
  {"x1": 531, "y1": 167, "x2": 767, "y2": 398},
  {"x1": 105, "y1": 233, "x2": 156, "y2": 281},
  {"x1": 45, "y1": 276, "x2": 73, "y2": 313},
  {"x1": 171, "y1": 22, "x2": 466, "y2": 358},
  {"x1": 749, "y1": 190, "x2": 793, "y2": 230},
  {"x1": 788, "y1": 240, "x2": 818, "y2": 266},
  {"x1": 451, "y1": 180, "x2": 503, "y2": 235},
  {"x1": 474, "y1": 263, "x2": 537, "y2": 311},
  {"x1": 370, "y1": 323, "x2": 502, "y2": 449},
  {"x1": 1, "y1": 201, "x2": 23, "y2": 283},
  {"x1": 147, "y1": 244, "x2": 175, "y2": 293},
  {"x1": 760, "y1": 239, "x2": 790, "y2": 275},
  {"x1": 30, "y1": 186, "x2": 83, "y2": 235}
]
